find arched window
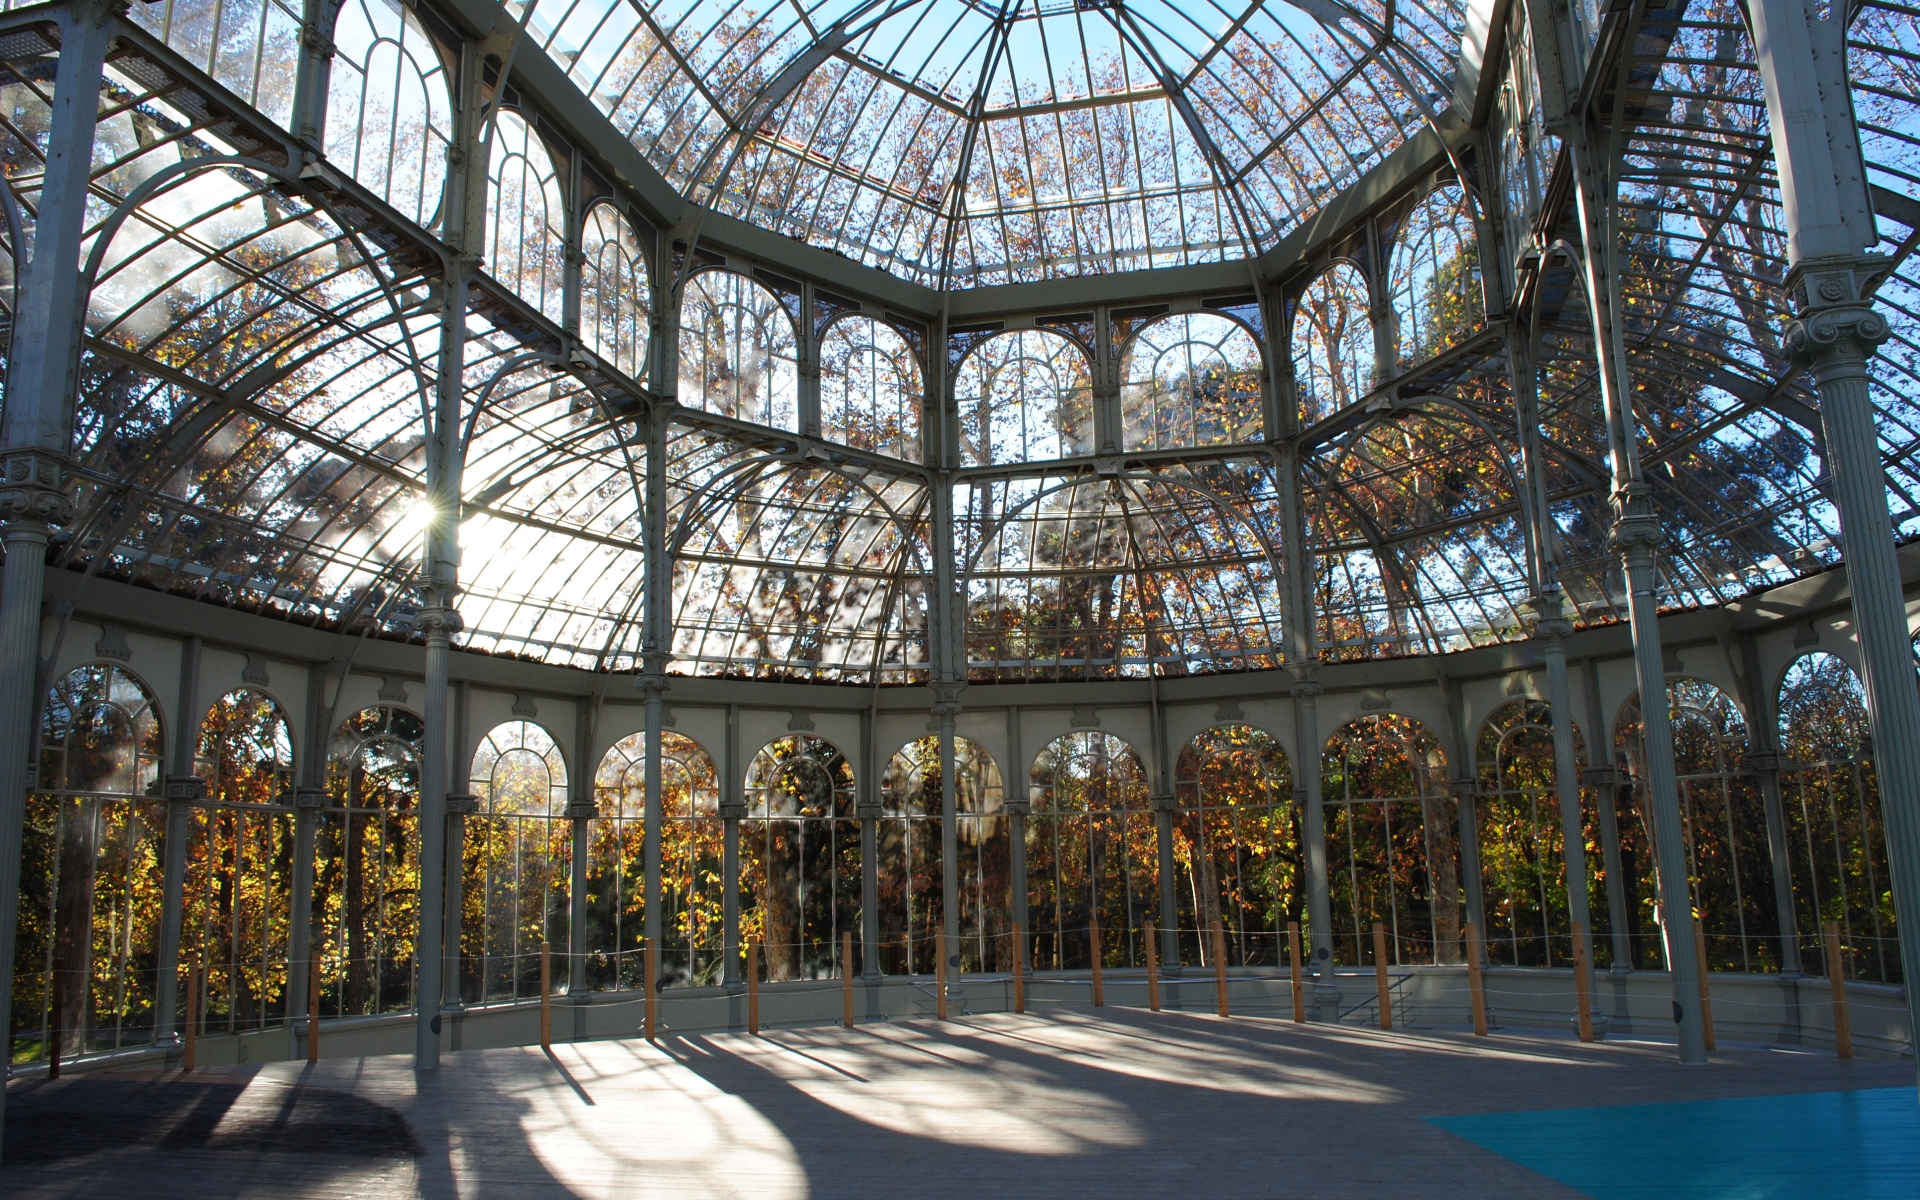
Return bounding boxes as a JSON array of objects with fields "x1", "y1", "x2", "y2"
[
  {"x1": 590, "y1": 731, "x2": 721, "y2": 989},
  {"x1": 1173, "y1": 725, "x2": 1297, "y2": 967},
  {"x1": 484, "y1": 110, "x2": 568, "y2": 325},
  {"x1": 821, "y1": 316, "x2": 923, "y2": 462},
  {"x1": 1026, "y1": 732, "x2": 1152, "y2": 970},
  {"x1": 327, "y1": 0, "x2": 453, "y2": 228},
  {"x1": 1778, "y1": 653, "x2": 1897, "y2": 982},
  {"x1": 129, "y1": 0, "x2": 300, "y2": 129},
  {"x1": 1473, "y1": 699, "x2": 1601, "y2": 968},
  {"x1": 1120, "y1": 313, "x2": 1265, "y2": 451},
  {"x1": 190, "y1": 689, "x2": 297, "y2": 1035},
  {"x1": 318, "y1": 705, "x2": 423, "y2": 1018},
  {"x1": 1291, "y1": 263, "x2": 1373, "y2": 426},
  {"x1": 678, "y1": 271, "x2": 800, "y2": 429},
  {"x1": 1322, "y1": 715, "x2": 1460, "y2": 966},
  {"x1": 466, "y1": 720, "x2": 570, "y2": 1005},
  {"x1": 1614, "y1": 680, "x2": 1774, "y2": 972},
  {"x1": 580, "y1": 203, "x2": 649, "y2": 379},
  {"x1": 956, "y1": 330, "x2": 1094, "y2": 466},
  {"x1": 879, "y1": 737, "x2": 1007, "y2": 973},
  {"x1": 743, "y1": 734, "x2": 858, "y2": 980},
  {"x1": 20, "y1": 666, "x2": 165, "y2": 1063},
  {"x1": 1387, "y1": 184, "x2": 1482, "y2": 370}
]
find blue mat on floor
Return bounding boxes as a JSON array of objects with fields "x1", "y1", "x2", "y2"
[{"x1": 1429, "y1": 1087, "x2": 1920, "y2": 1199}]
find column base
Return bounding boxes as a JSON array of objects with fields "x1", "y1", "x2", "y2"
[{"x1": 1312, "y1": 980, "x2": 1343, "y2": 1024}]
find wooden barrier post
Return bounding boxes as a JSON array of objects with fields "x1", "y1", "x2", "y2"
[
  {"x1": 1145, "y1": 919, "x2": 1160, "y2": 1012},
  {"x1": 1213, "y1": 922, "x2": 1229, "y2": 1018},
  {"x1": 183, "y1": 956, "x2": 199, "y2": 1073},
  {"x1": 1288, "y1": 921, "x2": 1305, "y2": 1023},
  {"x1": 747, "y1": 942, "x2": 760, "y2": 1036},
  {"x1": 1372, "y1": 923, "x2": 1392, "y2": 1031},
  {"x1": 842, "y1": 932, "x2": 855, "y2": 1029},
  {"x1": 935, "y1": 928, "x2": 948, "y2": 1020},
  {"x1": 1571, "y1": 921, "x2": 1594, "y2": 1043},
  {"x1": 644, "y1": 939, "x2": 659, "y2": 1041},
  {"x1": 1465, "y1": 922, "x2": 1487, "y2": 1037},
  {"x1": 1090, "y1": 910, "x2": 1104, "y2": 1007},
  {"x1": 1693, "y1": 920, "x2": 1716, "y2": 1052},
  {"x1": 1824, "y1": 921, "x2": 1853, "y2": 1060},
  {"x1": 308, "y1": 948, "x2": 322, "y2": 1064},
  {"x1": 1013, "y1": 918, "x2": 1026, "y2": 1014},
  {"x1": 540, "y1": 940, "x2": 552, "y2": 1050}
]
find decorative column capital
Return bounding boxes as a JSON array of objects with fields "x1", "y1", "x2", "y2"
[
  {"x1": 718, "y1": 801, "x2": 748, "y2": 821},
  {"x1": 444, "y1": 792, "x2": 480, "y2": 815},
  {"x1": 295, "y1": 785, "x2": 328, "y2": 809},
  {"x1": 636, "y1": 655, "x2": 672, "y2": 700},
  {"x1": 1741, "y1": 753, "x2": 1782, "y2": 776},
  {"x1": 564, "y1": 800, "x2": 599, "y2": 820},
  {"x1": 1523, "y1": 588, "x2": 1574, "y2": 643},
  {"x1": 411, "y1": 602, "x2": 464, "y2": 639},
  {"x1": 1784, "y1": 254, "x2": 1890, "y2": 368},
  {"x1": 930, "y1": 682, "x2": 965, "y2": 718},
  {"x1": 162, "y1": 774, "x2": 209, "y2": 802},
  {"x1": 1607, "y1": 487, "x2": 1662, "y2": 556},
  {"x1": 1149, "y1": 792, "x2": 1178, "y2": 812},
  {"x1": 1447, "y1": 776, "x2": 1478, "y2": 800},
  {"x1": 0, "y1": 449, "x2": 76, "y2": 527}
]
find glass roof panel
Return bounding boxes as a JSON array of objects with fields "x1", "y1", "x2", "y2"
[{"x1": 528, "y1": 0, "x2": 1464, "y2": 285}]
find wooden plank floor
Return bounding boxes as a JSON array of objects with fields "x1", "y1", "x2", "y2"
[{"x1": 4, "y1": 1010, "x2": 1909, "y2": 1199}]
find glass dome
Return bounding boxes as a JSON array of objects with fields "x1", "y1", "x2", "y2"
[{"x1": 529, "y1": 0, "x2": 1462, "y2": 286}]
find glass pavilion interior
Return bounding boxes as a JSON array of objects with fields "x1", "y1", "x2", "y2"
[{"x1": 1, "y1": 0, "x2": 1918, "y2": 1074}]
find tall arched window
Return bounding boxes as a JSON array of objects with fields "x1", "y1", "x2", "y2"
[
  {"x1": 129, "y1": 0, "x2": 300, "y2": 129},
  {"x1": 1615, "y1": 680, "x2": 1775, "y2": 972},
  {"x1": 743, "y1": 734, "x2": 858, "y2": 980},
  {"x1": 1120, "y1": 313, "x2": 1265, "y2": 451},
  {"x1": 466, "y1": 720, "x2": 570, "y2": 1004},
  {"x1": 580, "y1": 203, "x2": 649, "y2": 379},
  {"x1": 1173, "y1": 725, "x2": 1297, "y2": 967},
  {"x1": 318, "y1": 705, "x2": 422, "y2": 1018},
  {"x1": 590, "y1": 731, "x2": 722, "y2": 989},
  {"x1": 485, "y1": 110, "x2": 569, "y2": 325},
  {"x1": 1291, "y1": 263, "x2": 1373, "y2": 426},
  {"x1": 1322, "y1": 715, "x2": 1461, "y2": 965},
  {"x1": 1778, "y1": 653, "x2": 1898, "y2": 983},
  {"x1": 327, "y1": 0, "x2": 453, "y2": 227},
  {"x1": 678, "y1": 271, "x2": 800, "y2": 429},
  {"x1": 19, "y1": 666, "x2": 165, "y2": 1063},
  {"x1": 821, "y1": 316, "x2": 923, "y2": 462},
  {"x1": 956, "y1": 330, "x2": 1094, "y2": 466},
  {"x1": 879, "y1": 737, "x2": 1007, "y2": 973},
  {"x1": 1473, "y1": 699, "x2": 1601, "y2": 968},
  {"x1": 190, "y1": 689, "x2": 296, "y2": 1036},
  {"x1": 1387, "y1": 184, "x2": 1483, "y2": 370},
  {"x1": 1026, "y1": 731, "x2": 1152, "y2": 970}
]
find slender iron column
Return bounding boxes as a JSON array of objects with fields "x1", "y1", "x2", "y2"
[
  {"x1": 567, "y1": 697, "x2": 594, "y2": 1028},
  {"x1": 1747, "y1": 0, "x2": 1920, "y2": 1066},
  {"x1": 1006, "y1": 705, "x2": 1027, "y2": 979},
  {"x1": 1716, "y1": 632, "x2": 1803, "y2": 982},
  {"x1": 721, "y1": 705, "x2": 743, "y2": 994},
  {"x1": 154, "y1": 637, "x2": 205, "y2": 1046},
  {"x1": 1531, "y1": 593, "x2": 1594, "y2": 984},
  {"x1": 443, "y1": 681, "x2": 471, "y2": 1010},
  {"x1": 287, "y1": 666, "x2": 330, "y2": 1058},
  {"x1": 0, "y1": 7, "x2": 112, "y2": 1139},
  {"x1": 1293, "y1": 678, "x2": 1338, "y2": 1020},
  {"x1": 1583, "y1": 661, "x2": 1635, "y2": 971},
  {"x1": 1569, "y1": 123, "x2": 1707, "y2": 1062},
  {"x1": 935, "y1": 687, "x2": 962, "y2": 983},
  {"x1": 641, "y1": 402, "x2": 671, "y2": 987},
  {"x1": 857, "y1": 707, "x2": 881, "y2": 980}
]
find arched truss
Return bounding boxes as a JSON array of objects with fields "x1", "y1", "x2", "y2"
[{"x1": 9, "y1": 0, "x2": 1919, "y2": 690}]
